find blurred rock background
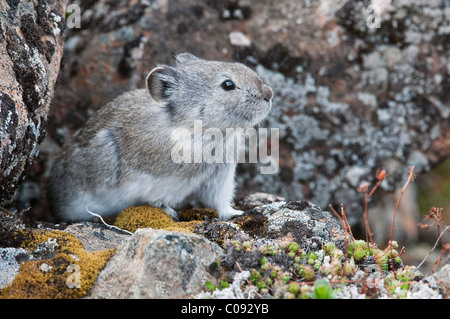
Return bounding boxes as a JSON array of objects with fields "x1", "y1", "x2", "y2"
[{"x1": 3, "y1": 0, "x2": 449, "y2": 269}]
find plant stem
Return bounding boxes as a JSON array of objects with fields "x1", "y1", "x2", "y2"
[{"x1": 389, "y1": 166, "x2": 415, "y2": 243}]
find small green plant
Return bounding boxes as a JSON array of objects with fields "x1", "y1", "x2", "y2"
[
  {"x1": 310, "y1": 279, "x2": 340, "y2": 299},
  {"x1": 205, "y1": 280, "x2": 229, "y2": 291},
  {"x1": 384, "y1": 265, "x2": 421, "y2": 297}
]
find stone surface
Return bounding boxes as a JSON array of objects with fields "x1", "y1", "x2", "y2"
[
  {"x1": 87, "y1": 228, "x2": 224, "y2": 299},
  {"x1": 63, "y1": 222, "x2": 130, "y2": 252},
  {"x1": 0, "y1": 207, "x2": 115, "y2": 299},
  {"x1": 235, "y1": 192, "x2": 285, "y2": 211},
  {"x1": 0, "y1": 0, "x2": 67, "y2": 207},
  {"x1": 434, "y1": 263, "x2": 450, "y2": 292},
  {"x1": 0, "y1": 247, "x2": 31, "y2": 290},
  {"x1": 406, "y1": 264, "x2": 450, "y2": 299},
  {"x1": 235, "y1": 0, "x2": 449, "y2": 223},
  {"x1": 197, "y1": 196, "x2": 345, "y2": 249},
  {"x1": 256, "y1": 200, "x2": 345, "y2": 245}
]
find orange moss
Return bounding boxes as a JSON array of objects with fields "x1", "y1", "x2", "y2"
[{"x1": 113, "y1": 205, "x2": 216, "y2": 233}]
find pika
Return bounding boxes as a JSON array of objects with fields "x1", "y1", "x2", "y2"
[{"x1": 47, "y1": 53, "x2": 273, "y2": 221}]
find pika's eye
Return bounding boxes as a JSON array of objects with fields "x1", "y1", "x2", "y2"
[{"x1": 221, "y1": 80, "x2": 236, "y2": 91}]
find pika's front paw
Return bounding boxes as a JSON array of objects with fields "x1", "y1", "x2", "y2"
[
  {"x1": 219, "y1": 208, "x2": 244, "y2": 221},
  {"x1": 161, "y1": 205, "x2": 179, "y2": 221}
]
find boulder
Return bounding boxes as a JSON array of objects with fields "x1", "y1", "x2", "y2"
[
  {"x1": 86, "y1": 228, "x2": 224, "y2": 299},
  {"x1": 63, "y1": 222, "x2": 130, "y2": 252},
  {"x1": 0, "y1": 0, "x2": 67, "y2": 207}
]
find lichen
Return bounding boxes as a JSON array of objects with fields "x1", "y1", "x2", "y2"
[
  {"x1": 195, "y1": 218, "x2": 251, "y2": 247},
  {"x1": 0, "y1": 229, "x2": 114, "y2": 299},
  {"x1": 233, "y1": 212, "x2": 268, "y2": 237},
  {"x1": 196, "y1": 271, "x2": 253, "y2": 299},
  {"x1": 113, "y1": 205, "x2": 207, "y2": 233}
]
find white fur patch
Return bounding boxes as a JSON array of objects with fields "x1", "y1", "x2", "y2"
[{"x1": 65, "y1": 171, "x2": 206, "y2": 220}]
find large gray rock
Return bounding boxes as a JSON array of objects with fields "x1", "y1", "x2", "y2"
[
  {"x1": 0, "y1": 0, "x2": 67, "y2": 207},
  {"x1": 87, "y1": 228, "x2": 224, "y2": 299}
]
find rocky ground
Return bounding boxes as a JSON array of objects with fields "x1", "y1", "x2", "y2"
[{"x1": 0, "y1": 193, "x2": 448, "y2": 299}]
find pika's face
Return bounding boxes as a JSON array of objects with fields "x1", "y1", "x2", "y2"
[{"x1": 146, "y1": 53, "x2": 273, "y2": 129}]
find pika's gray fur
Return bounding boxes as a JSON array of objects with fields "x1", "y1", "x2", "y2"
[{"x1": 47, "y1": 53, "x2": 273, "y2": 221}]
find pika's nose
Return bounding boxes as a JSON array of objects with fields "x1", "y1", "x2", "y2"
[{"x1": 262, "y1": 83, "x2": 273, "y2": 102}]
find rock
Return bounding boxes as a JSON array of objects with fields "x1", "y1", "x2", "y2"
[
  {"x1": 0, "y1": 208, "x2": 114, "y2": 299},
  {"x1": 198, "y1": 198, "x2": 345, "y2": 250},
  {"x1": 87, "y1": 228, "x2": 224, "y2": 299},
  {"x1": 434, "y1": 264, "x2": 450, "y2": 292},
  {"x1": 406, "y1": 264, "x2": 450, "y2": 299},
  {"x1": 0, "y1": 227, "x2": 114, "y2": 299},
  {"x1": 0, "y1": 247, "x2": 31, "y2": 290},
  {"x1": 255, "y1": 200, "x2": 345, "y2": 245},
  {"x1": 235, "y1": 192, "x2": 285, "y2": 211},
  {"x1": 235, "y1": 0, "x2": 450, "y2": 223},
  {"x1": 63, "y1": 222, "x2": 130, "y2": 252},
  {"x1": 0, "y1": 0, "x2": 67, "y2": 207}
]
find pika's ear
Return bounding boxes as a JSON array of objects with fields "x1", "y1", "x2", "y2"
[
  {"x1": 175, "y1": 52, "x2": 201, "y2": 65},
  {"x1": 146, "y1": 66, "x2": 178, "y2": 106}
]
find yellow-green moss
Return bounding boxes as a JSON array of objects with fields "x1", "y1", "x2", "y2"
[
  {"x1": 0, "y1": 229, "x2": 114, "y2": 299},
  {"x1": 113, "y1": 205, "x2": 212, "y2": 233}
]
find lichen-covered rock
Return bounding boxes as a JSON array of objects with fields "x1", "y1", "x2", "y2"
[
  {"x1": 195, "y1": 196, "x2": 347, "y2": 287},
  {"x1": 0, "y1": 228, "x2": 114, "y2": 299},
  {"x1": 0, "y1": 208, "x2": 115, "y2": 299},
  {"x1": 87, "y1": 228, "x2": 224, "y2": 299},
  {"x1": 197, "y1": 196, "x2": 345, "y2": 250},
  {"x1": 235, "y1": 192, "x2": 285, "y2": 211},
  {"x1": 255, "y1": 200, "x2": 345, "y2": 246},
  {"x1": 0, "y1": 247, "x2": 31, "y2": 290},
  {"x1": 0, "y1": 0, "x2": 67, "y2": 207}
]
